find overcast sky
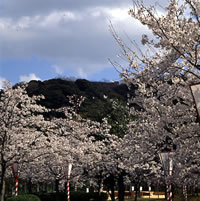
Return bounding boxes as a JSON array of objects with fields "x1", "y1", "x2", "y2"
[{"x1": 0, "y1": 0, "x2": 168, "y2": 86}]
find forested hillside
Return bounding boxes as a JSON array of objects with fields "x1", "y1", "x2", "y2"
[{"x1": 25, "y1": 78, "x2": 136, "y2": 122}]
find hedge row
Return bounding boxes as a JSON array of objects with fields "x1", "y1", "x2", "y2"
[
  {"x1": 36, "y1": 192, "x2": 108, "y2": 201},
  {"x1": 6, "y1": 192, "x2": 108, "y2": 201},
  {"x1": 7, "y1": 194, "x2": 40, "y2": 201}
]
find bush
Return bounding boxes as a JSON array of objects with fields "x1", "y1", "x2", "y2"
[
  {"x1": 36, "y1": 191, "x2": 108, "y2": 201},
  {"x1": 7, "y1": 194, "x2": 40, "y2": 201},
  {"x1": 174, "y1": 195, "x2": 200, "y2": 201},
  {"x1": 189, "y1": 196, "x2": 200, "y2": 201},
  {"x1": 35, "y1": 192, "x2": 66, "y2": 201},
  {"x1": 71, "y1": 192, "x2": 108, "y2": 201},
  {"x1": 89, "y1": 192, "x2": 108, "y2": 201},
  {"x1": 174, "y1": 195, "x2": 184, "y2": 201},
  {"x1": 71, "y1": 191, "x2": 90, "y2": 201}
]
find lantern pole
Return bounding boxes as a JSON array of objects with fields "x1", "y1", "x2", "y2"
[
  {"x1": 12, "y1": 162, "x2": 22, "y2": 196},
  {"x1": 167, "y1": 152, "x2": 173, "y2": 201},
  {"x1": 159, "y1": 137, "x2": 176, "y2": 201},
  {"x1": 188, "y1": 83, "x2": 200, "y2": 201},
  {"x1": 67, "y1": 163, "x2": 72, "y2": 201}
]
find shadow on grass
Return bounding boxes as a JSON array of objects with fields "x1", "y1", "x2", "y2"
[{"x1": 123, "y1": 196, "x2": 200, "y2": 201}]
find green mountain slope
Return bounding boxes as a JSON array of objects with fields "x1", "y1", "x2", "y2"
[{"x1": 26, "y1": 78, "x2": 136, "y2": 121}]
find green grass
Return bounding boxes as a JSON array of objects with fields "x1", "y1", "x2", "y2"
[
  {"x1": 119, "y1": 199, "x2": 163, "y2": 201},
  {"x1": 123, "y1": 196, "x2": 200, "y2": 201},
  {"x1": 138, "y1": 199, "x2": 163, "y2": 201}
]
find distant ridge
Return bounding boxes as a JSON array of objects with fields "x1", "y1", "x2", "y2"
[{"x1": 25, "y1": 78, "x2": 136, "y2": 121}]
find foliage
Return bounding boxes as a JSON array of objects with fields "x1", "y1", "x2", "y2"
[
  {"x1": 188, "y1": 196, "x2": 200, "y2": 201},
  {"x1": 80, "y1": 98, "x2": 112, "y2": 122},
  {"x1": 0, "y1": 82, "x2": 54, "y2": 201},
  {"x1": 35, "y1": 192, "x2": 108, "y2": 201},
  {"x1": 35, "y1": 192, "x2": 66, "y2": 201},
  {"x1": 124, "y1": 196, "x2": 200, "y2": 201},
  {"x1": 113, "y1": 0, "x2": 200, "y2": 83},
  {"x1": 7, "y1": 194, "x2": 40, "y2": 201},
  {"x1": 26, "y1": 79, "x2": 130, "y2": 121},
  {"x1": 111, "y1": 0, "x2": 200, "y2": 189},
  {"x1": 106, "y1": 98, "x2": 134, "y2": 138}
]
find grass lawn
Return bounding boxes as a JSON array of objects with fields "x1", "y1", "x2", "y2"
[
  {"x1": 123, "y1": 196, "x2": 200, "y2": 201},
  {"x1": 123, "y1": 199, "x2": 163, "y2": 201}
]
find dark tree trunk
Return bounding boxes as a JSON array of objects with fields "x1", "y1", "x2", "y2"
[
  {"x1": 36, "y1": 183, "x2": 40, "y2": 193},
  {"x1": 55, "y1": 179, "x2": 59, "y2": 193},
  {"x1": 118, "y1": 174, "x2": 125, "y2": 201},
  {"x1": 134, "y1": 184, "x2": 139, "y2": 201},
  {"x1": 0, "y1": 163, "x2": 6, "y2": 201},
  {"x1": 45, "y1": 183, "x2": 48, "y2": 193},
  {"x1": 64, "y1": 182, "x2": 67, "y2": 193},
  {"x1": 110, "y1": 181, "x2": 115, "y2": 201},
  {"x1": 108, "y1": 175, "x2": 115, "y2": 201},
  {"x1": 27, "y1": 178, "x2": 32, "y2": 193},
  {"x1": 98, "y1": 178, "x2": 104, "y2": 195},
  {"x1": 104, "y1": 174, "x2": 115, "y2": 201},
  {"x1": 0, "y1": 179, "x2": 5, "y2": 201}
]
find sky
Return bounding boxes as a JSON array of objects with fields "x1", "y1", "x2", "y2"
[{"x1": 0, "y1": 0, "x2": 168, "y2": 87}]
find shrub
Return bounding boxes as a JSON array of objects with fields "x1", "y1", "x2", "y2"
[
  {"x1": 89, "y1": 192, "x2": 108, "y2": 201},
  {"x1": 7, "y1": 194, "x2": 40, "y2": 201},
  {"x1": 71, "y1": 191, "x2": 108, "y2": 201},
  {"x1": 174, "y1": 195, "x2": 200, "y2": 201},
  {"x1": 189, "y1": 196, "x2": 200, "y2": 201},
  {"x1": 174, "y1": 195, "x2": 184, "y2": 201},
  {"x1": 35, "y1": 192, "x2": 66, "y2": 201},
  {"x1": 36, "y1": 191, "x2": 108, "y2": 201},
  {"x1": 71, "y1": 191, "x2": 90, "y2": 201}
]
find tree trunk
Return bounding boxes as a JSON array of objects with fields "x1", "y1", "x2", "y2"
[
  {"x1": 104, "y1": 174, "x2": 115, "y2": 201},
  {"x1": 108, "y1": 175, "x2": 115, "y2": 201},
  {"x1": 0, "y1": 164, "x2": 6, "y2": 201},
  {"x1": 24, "y1": 180, "x2": 27, "y2": 194},
  {"x1": 55, "y1": 179, "x2": 59, "y2": 193},
  {"x1": 118, "y1": 174, "x2": 124, "y2": 201},
  {"x1": 110, "y1": 182, "x2": 115, "y2": 201},
  {"x1": 64, "y1": 182, "x2": 67, "y2": 193},
  {"x1": 0, "y1": 179, "x2": 5, "y2": 201},
  {"x1": 36, "y1": 183, "x2": 40, "y2": 193},
  {"x1": 45, "y1": 183, "x2": 48, "y2": 193},
  {"x1": 98, "y1": 178, "x2": 104, "y2": 195},
  {"x1": 27, "y1": 178, "x2": 32, "y2": 193},
  {"x1": 134, "y1": 184, "x2": 138, "y2": 201}
]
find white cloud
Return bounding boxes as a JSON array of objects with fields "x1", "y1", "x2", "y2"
[
  {"x1": 104, "y1": 7, "x2": 131, "y2": 22},
  {"x1": 0, "y1": 77, "x2": 7, "y2": 89},
  {"x1": 39, "y1": 11, "x2": 80, "y2": 28},
  {"x1": 0, "y1": 0, "x2": 169, "y2": 81},
  {"x1": 77, "y1": 67, "x2": 88, "y2": 78},
  {"x1": 52, "y1": 64, "x2": 64, "y2": 75},
  {"x1": 19, "y1": 73, "x2": 41, "y2": 82}
]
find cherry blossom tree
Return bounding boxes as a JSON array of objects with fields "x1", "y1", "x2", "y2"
[
  {"x1": 29, "y1": 103, "x2": 112, "y2": 193},
  {"x1": 111, "y1": 0, "x2": 200, "y2": 84},
  {"x1": 110, "y1": 0, "x2": 200, "y2": 196},
  {"x1": 123, "y1": 74, "x2": 200, "y2": 199},
  {"x1": 48, "y1": 103, "x2": 131, "y2": 201},
  {"x1": 0, "y1": 82, "x2": 53, "y2": 201}
]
